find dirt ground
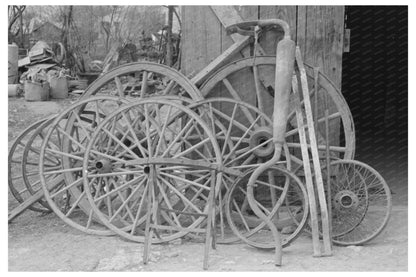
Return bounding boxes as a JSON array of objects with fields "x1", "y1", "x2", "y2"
[{"x1": 7, "y1": 97, "x2": 408, "y2": 271}]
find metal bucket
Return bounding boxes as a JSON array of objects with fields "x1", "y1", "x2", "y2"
[
  {"x1": 24, "y1": 81, "x2": 50, "y2": 101},
  {"x1": 49, "y1": 76, "x2": 68, "y2": 99}
]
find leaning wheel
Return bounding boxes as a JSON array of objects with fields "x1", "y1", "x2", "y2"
[
  {"x1": 186, "y1": 97, "x2": 293, "y2": 243},
  {"x1": 200, "y1": 56, "x2": 355, "y2": 167},
  {"x1": 225, "y1": 165, "x2": 309, "y2": 249},
  {"x1": 82, "y1": 98, "x2": 223, "y2": 243},
  {"x1": 39, "y1": 96, "x2": 131, "y2": 235},
  {"x1": 328, "y1": 160, "x2": 392, "y2": 245},
  {"x1": 8, "y1": 117, "x2": 53, "y2": 213},
  {"x1": 80, "y1": 61, "x2": 203, "y2": 101}
]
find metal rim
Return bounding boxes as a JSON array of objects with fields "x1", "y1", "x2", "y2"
[{"x1": 330, "y1": 160, "x2": 392, "y2": 245}]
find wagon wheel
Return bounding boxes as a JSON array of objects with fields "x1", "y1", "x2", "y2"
[
  {"x1": 200, "y1": 56, "x2": 356, "y2": 167},
  {"x1": 185, "y1": 97, "x2": 294, "y2": 243},
  {"x1": 39, "y1": 96, "x2": 131, "y2": 235},
  {"x1": 328, "y1": 160, "x2": 392, "y2": 245},
  {"x1": 80, "y1": 61, "x2": 202, "y2": 101},
  {"x1": 8, "y1": 118, "x2": 52, "y2": 213},
  {"x1": 225, "y1": 165, "x2": 309, "y2": 249},
  {"x1": 82, "y1": 98, "x2": 223, "y2": 243}
]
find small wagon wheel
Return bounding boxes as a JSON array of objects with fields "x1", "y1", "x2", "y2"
[
  {"x1": 200, "y1": 56, "x2": 355, "y2": 167},
  {"x1": 225, "y1": 165, "x2": 309, "y2": 249},
  {"x1": 80, "y1": 61, "x2": 203, "y2": 101},
  {"x1": 39, "y1": 96, "x2": 131, "y2": 235},
  {"x1": 328, "y1": 160, "x2": 392, "y2": 245},
  {"x1": 82, "y1": 98, "x2": 223, "y2": 243},
  {"x1": 8, "y1": 117, "x2": 53, "y2": 213}
]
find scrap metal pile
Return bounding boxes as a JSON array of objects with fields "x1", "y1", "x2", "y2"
[{"x1": 8, "y1": 19, "x2": 392, "y2": 269}]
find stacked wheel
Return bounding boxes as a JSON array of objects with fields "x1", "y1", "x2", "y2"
[
  {"x1": 327, "y1": 160, "x2": 392, "y2": 245},
  {"x1": 9, "y1": 118, "x2": 54, "y2": 213},
  {"x1": 82, "y1": 98, "x2": 223, "y2": 243}
]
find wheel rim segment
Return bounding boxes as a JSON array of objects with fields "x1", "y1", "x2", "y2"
[
  {"x1": 82, "y1": 98, "x2": 222, "y2": 243},
  {"x1": 39, "y1": 96, "x2": 131, "y2": 235},
  {"x1": 80, "y1": 61, "x2": 203, "y2": 101},
  {"x1": 225, "y1": 165, "x2": 309, "y2": 249},
  {"x1": 9, "y1": 117, "x2": 52, "y2": 213}
]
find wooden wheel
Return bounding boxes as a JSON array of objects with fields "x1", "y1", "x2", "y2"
[
  {"x1": 225, "y1": 165, "x2": 309, "y2": 249},
  {"x1": 200, "y1": 56, "x2": 355, "y2": 167},
  {"x1": 82, "y1": 98, "x2": 222, "y2": 243},
  {"x1": 186, "y1": 97, "x2": 293, "y2": 243},
  {"x1": 39, "y1": 96, "x2": 131, "y2": 235},
  {"x1": 8, "y1": 118, "x2": 52, "y2": 213},
  {"x1": 328, "y1": 160, "x2": 392, "y2": 245},
  {"x1": 80, "y1": 61, "x2": 203, "y2": 101}
]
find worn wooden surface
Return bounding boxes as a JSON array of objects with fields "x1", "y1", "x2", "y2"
[
  {"x1": 181, "y1": 5, "x2": 345, "y2": 90},
  {"x1": 296, "y1": 6, "x2": 345, "y2": 88}
]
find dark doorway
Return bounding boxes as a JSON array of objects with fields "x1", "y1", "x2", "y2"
[{"x1": 341, "y1": 6, "x2": 407, "y2": 202}]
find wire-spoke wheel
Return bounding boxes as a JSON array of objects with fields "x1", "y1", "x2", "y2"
[
  {"x1": 82, "y1": 98, "x2": 222, "y2": 243},
  {"x1": 328, "y1": 160, "x2": 392, "y2": 245},
  {"x1": 225, "y1": 165, "x2": 309, "y2": 249},
  {"x1": 9, "y1": 117, "x2": 53, "y2": 213},
  {"x1": 39, "y1": 96, "x2": 131, "y2": 235}
]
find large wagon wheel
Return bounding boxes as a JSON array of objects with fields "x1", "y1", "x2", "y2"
[
  {"x1": 200, "y1": 56, "x2": 356, "y2": 167},
  {"x1": 185, "y1": 97, "x2": 295, "y2": 243},
  {"x1": 39, "y1": 96, "x2": 131, "y2": 235},
  {"x1": 328, "y1": 160, "x2": 392, "y2": 245},
  {"x1": 82, "y1": 98, "x2": 223, "y2": 243},
  {"x1": 80, "y1": 61, "x2": 203, "y2": 101},
  {"x1": 225, "y1": 165, "x2": 309, "y2": 249},
  {"x1": 8, "y1": 118, "x2": 52, "y2": 213}
]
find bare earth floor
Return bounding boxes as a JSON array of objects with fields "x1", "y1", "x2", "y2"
[{"x1": 8, "y1": 97, "x2": 408, "y2": 271}]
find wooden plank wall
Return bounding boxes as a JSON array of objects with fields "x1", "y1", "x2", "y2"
[{"x1": 181, "y1": 5, "x2": 345, "y2": 89}]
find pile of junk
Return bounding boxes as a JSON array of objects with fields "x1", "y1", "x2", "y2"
[{"x1": 8, "y1": 41, "x2": 100, "y2": 101}]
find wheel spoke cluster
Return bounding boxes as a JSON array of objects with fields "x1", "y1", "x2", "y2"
[{"x1": 9, "y1": 61, "x2": 392, "y2": 266}]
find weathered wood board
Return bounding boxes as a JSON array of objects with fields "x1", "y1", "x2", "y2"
[
  {"x1": 181, "y1": 5, "x2": 345, "y2": 89},
  {"x1": 181, "y1": 5, "x2": 345, "y2": 154}
]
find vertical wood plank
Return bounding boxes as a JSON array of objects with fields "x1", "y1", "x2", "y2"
[
  {"x1": 296, "y1": 6, "x2": 344, "y2": 149},
  {"x1": 180, "y1": 6, "x2": 222, "y2": 78},
  {"x1": 296, "y1": 6, "x2": 345, "y2": 89}
]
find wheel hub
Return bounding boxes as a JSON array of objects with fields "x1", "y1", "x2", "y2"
[
  {"x1": 249, "y1": 127, "x2": 274, "y2": 158},
  {"x1": 95, "y1": 159, "x2": 112, "y2": 173},
  {"x1": 333, "y1": 190, "x2": 359, "y2": 211}
]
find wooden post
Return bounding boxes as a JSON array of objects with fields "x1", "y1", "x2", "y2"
[
  {"x1": 291, "y1": 76, "x2": 322, "y2": 257},
  {"x1": 295, "y1": 47, "x2": 332, "y2": 256},
  {"x1": 166, "y1": 6, "x2": 174, "y2": 67}
]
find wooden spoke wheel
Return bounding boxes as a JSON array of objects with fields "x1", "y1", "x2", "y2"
[
  {"x1": 39, "y1": 96, "x2": 131, "y2": 235},
  {"x1": 186, "y1": 97, "x2": 293, "y2": 243},
  {"x1": 225, "y1": 165, "x2": 309, "y2": 249},
  {"x1": 80, "y1": 61, "x2": 203, "y2": 101},
  {"x1": 8, "y1": 118, "x2": 53, "y2": 213},
  {"x1": 82, "y1": 98, "x2": 222, "y2": 243},
  {"x1": 200, "y1": 56, "x2": 356, "y2": 167},
  {"x1": 328, "y1": 160, "x2": 392, "y2": 246}
]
